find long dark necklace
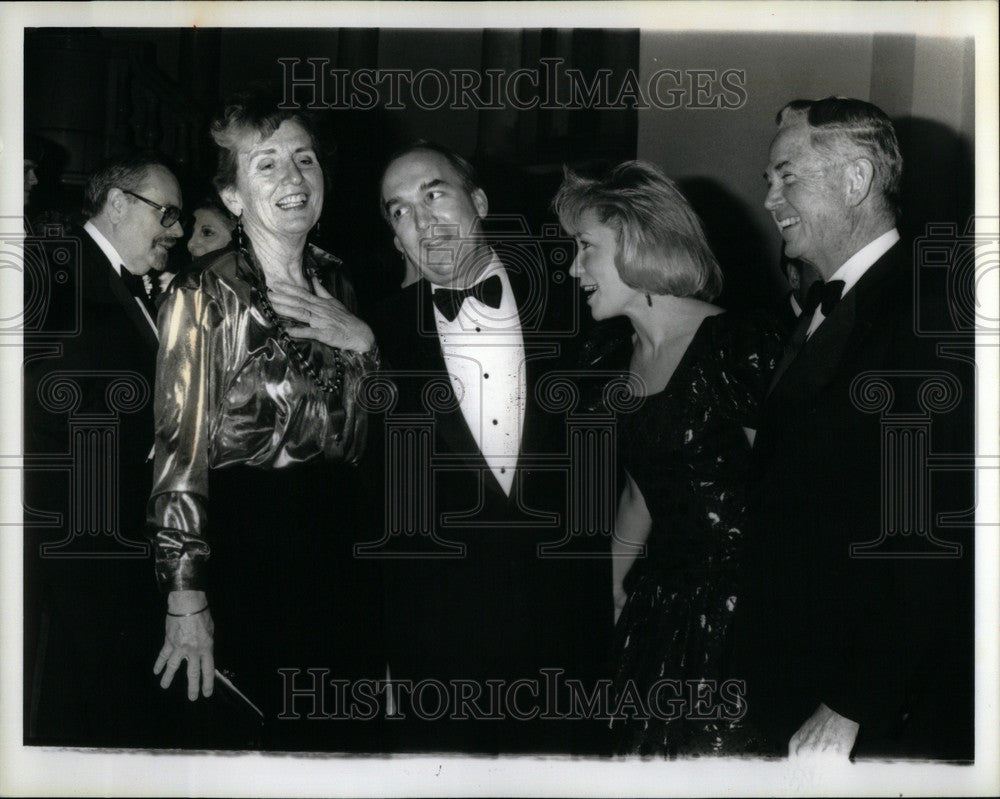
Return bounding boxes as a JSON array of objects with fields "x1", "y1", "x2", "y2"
[{"x1": 240, "y1": 244, "x2": 345, "y2": 396}]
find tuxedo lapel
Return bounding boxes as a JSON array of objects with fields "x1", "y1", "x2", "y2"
[
  {"x1": 506, "y1": 265, "x2": 557, "y2": 461},
  {"x1": 767, "y1": 291, "x2": 860, "y2": 407},
  {"x1": 765, "y1": 243, "x2": 901, "y2": 409},
  {"x1": 394, "y1": 259, "x2": 552, "y2": 503},
  {"x1": 107, "y1": 270, "x2": 160, "y2": 353},
  {"x1": 81, "y1": 233, "x2": 159, "y2": 353}
]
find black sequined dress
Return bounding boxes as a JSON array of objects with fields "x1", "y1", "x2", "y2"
[{"x1": 611, "y1": 311, "x2": 782, "y2": 756}]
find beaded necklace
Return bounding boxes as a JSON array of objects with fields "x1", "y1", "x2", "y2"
[{"x1": 238, "y1": 242, "x2": 345, "y2": 396}]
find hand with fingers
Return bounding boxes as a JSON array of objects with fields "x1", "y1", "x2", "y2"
[
  {"x1": 788, "y1": 702, "x2": 859, "y2": 759},
  {"x1": 154, "y1": 589, "x2": 215, "y2": 701},
  {"x1": 268, "y1": 277, "x2": 375, "y2": 353}
]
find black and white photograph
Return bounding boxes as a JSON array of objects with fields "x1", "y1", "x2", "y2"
[{"x1": 1, "y1": 1, "x2": 997, "y2": 795}]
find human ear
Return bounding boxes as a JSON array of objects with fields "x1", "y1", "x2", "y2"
[
  {"x1": 471, "y1": 188, "x2": 489, "y2": 219},
  {"x1": 844, "y1": 157, "x2": 874, "y2": 208},
  {"x1": 219, "y1": 186, "x2": 243, "y2": 218},
  {"x1": 106, "y1": 187, "x2": 128, "y2": 223}
]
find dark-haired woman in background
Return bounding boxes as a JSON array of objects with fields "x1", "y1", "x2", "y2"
[
  {"x1": 149, "y1": 196, "x2": 237, "y2": 305},
  {"x1": 187, "y1": 194, "x2": 237, "y2": 260},
  {"x1": 555, "y1": 161, "x2": 782, "y2": 757},
  {"x1": 146, "y1": 92, "x2": 380, "y2": 750}
]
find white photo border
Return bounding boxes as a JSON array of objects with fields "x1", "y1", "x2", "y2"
[{"x1": 1, "y1": 2, "x2": 997, "y2": 796}]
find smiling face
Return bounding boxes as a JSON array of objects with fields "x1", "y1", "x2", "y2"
[
  {"x1": 380, "y1": 149, "x2": 488, "y2": 288},
  {"x1": 113, "y1": 164, "x2": 184, "y2": 275},
  {"x1": 187, "y1": 207, "x2": 235, "y2": 259},
  {"x1": 567, "y1": 209, "x2": 638, "y2": 321},
  {"x1": 220, "y1": 118, "x2": 323, "y2": 248},
  {"x1": 764, "y1": 123, "x2": 852, "y2": 277}
]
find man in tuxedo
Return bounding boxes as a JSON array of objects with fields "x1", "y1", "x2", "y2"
[
  {"x1": 367, "y1": 142, "x2": 610, "y2": 754},
  {"x1": 23, "y1": 153, "x2": 184, "y2": 745},
  {"x1": 774, "y1": 254, "x2": 822, "y2": 335},
  {"x1": 735, "y1": 98, "x2": 974, "y2": 759}
]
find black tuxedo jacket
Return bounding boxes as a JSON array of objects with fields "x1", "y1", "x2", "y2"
[
  {"x1": 367, "y1": 252, "x2": 611, "y2": 753},
  {"x1": 772, "y1": 290, "x2": 801, "y2": 339},
  {"x1": 23, "y1": 227, "x2": 166, "y2": 745},
  {"x1": 734, "y1": 241, "x2": 974, "y2": 759}
]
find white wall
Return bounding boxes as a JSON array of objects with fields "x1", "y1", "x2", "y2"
[{"x1": 636, "y1": 32, "x2": 975, "y2": 298}]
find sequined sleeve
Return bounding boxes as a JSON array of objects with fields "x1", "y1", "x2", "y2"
[
  {"x1": 715, "y1": 311, "x2": 784, "y2": 426},
  {"x1": 145, "y1": 282, "x2": 223, "y2": 592}
]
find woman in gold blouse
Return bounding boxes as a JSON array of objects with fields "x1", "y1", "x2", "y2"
[{"x1": 146, "y1": 91, "x2": 378, "y2": 747}]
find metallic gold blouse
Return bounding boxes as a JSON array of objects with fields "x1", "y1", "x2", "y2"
[{"x1": 146, "y1": 244, "x2": 376, "y2": 592}]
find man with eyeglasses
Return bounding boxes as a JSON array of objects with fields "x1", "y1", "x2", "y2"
[
  {"x1": 23, "y1": 152, "x2": 184, "y2": 746},
  {"x1": 83, "y1": 156, "x2": 185, "y2": 325}
]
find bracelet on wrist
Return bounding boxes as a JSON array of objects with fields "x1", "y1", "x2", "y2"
[{"x1": 167, "y1": 604, "x2": 209, "y2": 618}]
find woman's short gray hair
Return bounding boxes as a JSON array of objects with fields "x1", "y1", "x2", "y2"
[
  {"x1": 553, "y1": 160, "x2": 723, "y2": 301},
  {"x1": 210, "y1": 88, "x2": 328, "y2": 194}
]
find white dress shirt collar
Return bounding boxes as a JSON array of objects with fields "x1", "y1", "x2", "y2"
[
  {"x1": 828, "y1": 228, "x2": 900, "y2": 296},
  {"x1": 83, "y1": 220, "x2": 128, "y2": 273},
  {"x1": 83, "y1": 220, "x2": 158, "y2": 334},
  {"x1": 806, "y1": 228, "x2": 899, "y2": 338}
]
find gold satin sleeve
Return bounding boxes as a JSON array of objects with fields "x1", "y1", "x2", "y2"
[
  {"x1": 145, "y1": 246, "x2": 376, "y2": 593},
  {"x1": 146, "y1": 283, "x2": 220, "y2": 592}
]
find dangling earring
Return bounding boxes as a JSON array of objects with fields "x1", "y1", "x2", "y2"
[
  {"x1": 235, "y1": 213, "x2": 245, "y2": 254},
  {"x1": 645, "y1": 292, "x2": 652, "y2": 307}
]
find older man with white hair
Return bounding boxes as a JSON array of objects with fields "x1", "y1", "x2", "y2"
[{"x1": 734, "y1": 97, "x2": 973, "y2": 761}]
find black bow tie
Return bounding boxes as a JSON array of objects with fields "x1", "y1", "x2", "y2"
[
  {"x1": 120, "y1": 266, "x2": 157, "y2": 315},
  {"x1": 119, "y1": 266, "x2": 149, "y2": 298},
  {"x1": 802, "y1": 278, "x2": 845, "y2": 317},
  {"x1": 432, "y1": 275, "x2": 503, "y2": 322}
]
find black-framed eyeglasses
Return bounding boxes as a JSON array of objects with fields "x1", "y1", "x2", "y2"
[{"x1": 119, "y1": 188, "x2": 182, "y2": 228}]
